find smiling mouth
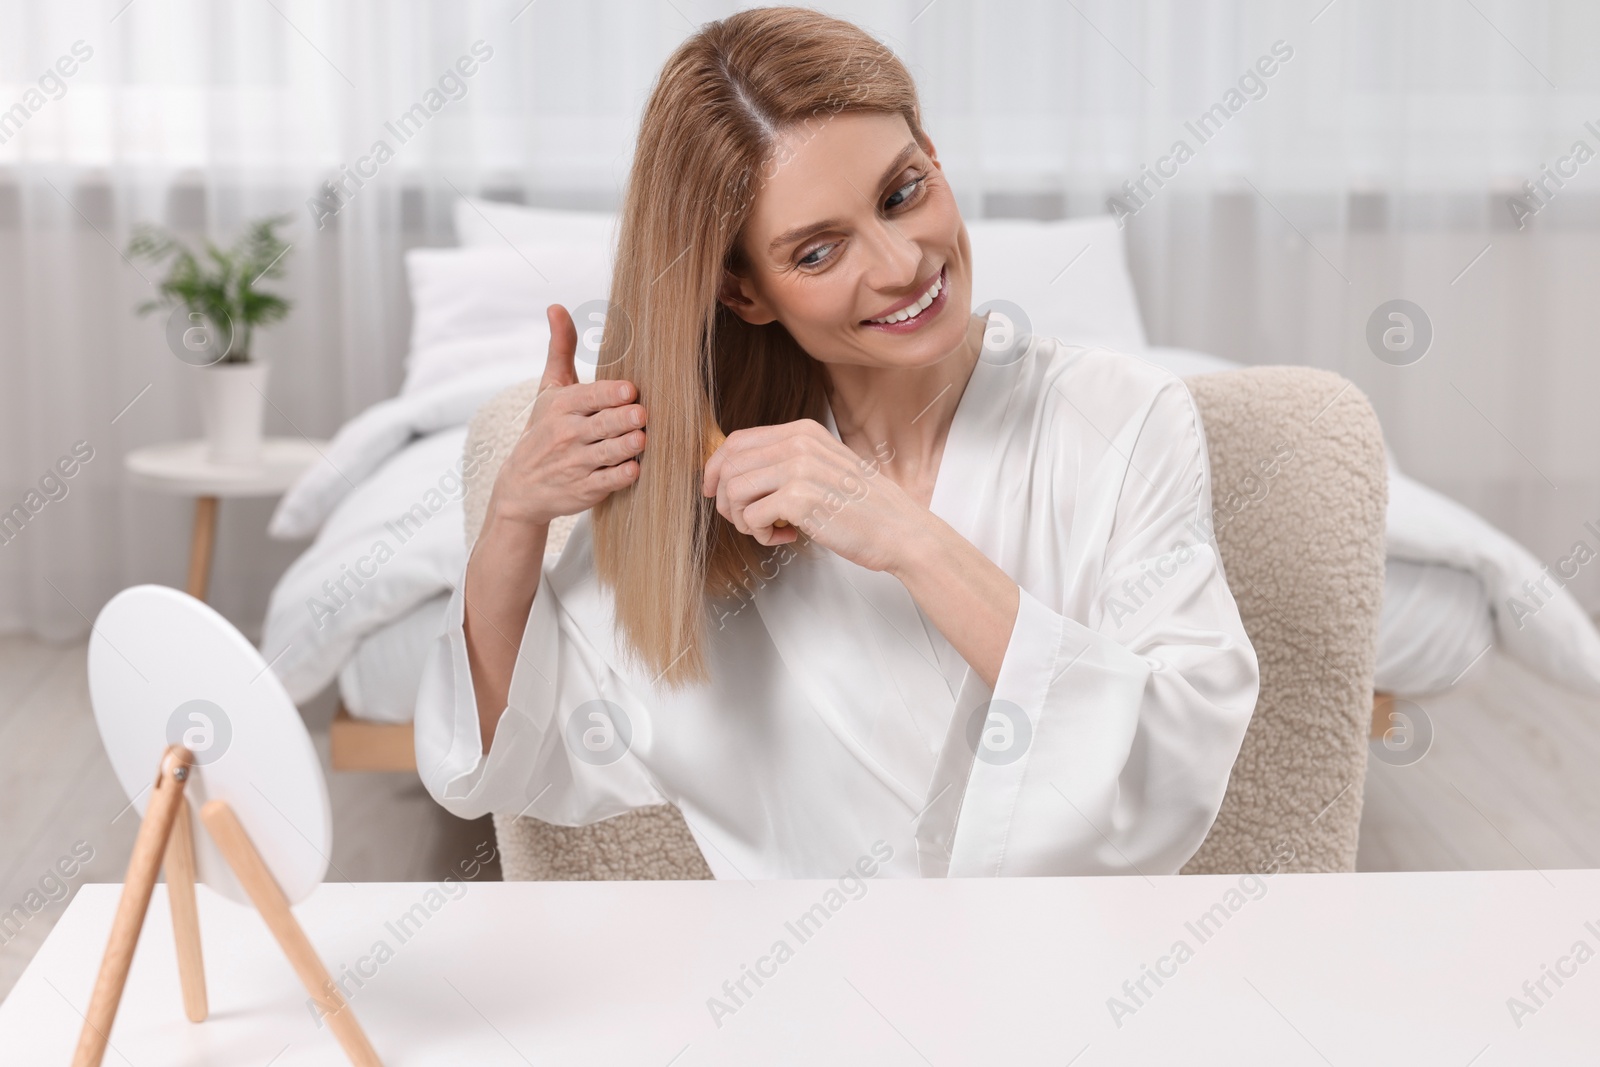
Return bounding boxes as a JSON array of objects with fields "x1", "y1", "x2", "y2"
[{"x1": 863, "y1": 266, "x2": 946, "y2": 325}]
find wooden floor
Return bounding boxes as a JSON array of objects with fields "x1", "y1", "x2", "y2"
[
  {"x1": 0, "y1": 634, "x2": 499, "y2": 1001},
  {"x1": 3, "y1": 633, "x2": 1599, "y2": 999},
  {"x1": 1357, "y1": 646, "x2": 1600, "y2": 872}
]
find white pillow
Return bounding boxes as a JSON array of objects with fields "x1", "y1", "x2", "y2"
[
  {"x1": 400, "y1": 332, "x2": 549, "y2": 396},
  {"x1": 402, "y1": 243, "x2": 611, "y2": 394},
  {"x1": 453, "y1": 196, "x2": 618, "y2": 251},
  {"x1": 966, "y1": 215, "x2": 1148, "y2": 353}
]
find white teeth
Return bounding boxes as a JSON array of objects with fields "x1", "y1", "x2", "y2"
[{"x1": 869, "y1": 271, "x2": 943, "y2": 324}]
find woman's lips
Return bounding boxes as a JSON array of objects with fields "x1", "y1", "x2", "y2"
[{"x1": 861, "y1": 265, "x2": 948, "y2": 334}]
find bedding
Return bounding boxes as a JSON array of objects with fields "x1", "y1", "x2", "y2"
[
  {"x1": 1376, "y1": 559, "x2": 1495, "y2": 695},
  {"x1": 261, "y1": 205, "x2": 1600, "y2": 727},
  {"x1": 453, "y1": 195, "x2": 618, "y2": 250},
  {"x1": 263, "y1": 421, "x2": 482, "y2": 707},
  {"x1": 965, "y1": 216, "x2": 1147, "y2": 353},
  {"x1": 267, "y1": 360, "x2": 552, "y2": 541},
  {"x1": 338, "y1": 593, "x2": 450, "y2": 723},
  {"x1": 1384, "y1": 456, "x2": 1600, "y2": 698},
  {"x1": 400, "y1": 242, "x2": 610, "y2": 395}
]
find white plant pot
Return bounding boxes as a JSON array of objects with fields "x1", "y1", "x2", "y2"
[{"x1": 196, "y1": 362, "x2": 269, "y2": 465}]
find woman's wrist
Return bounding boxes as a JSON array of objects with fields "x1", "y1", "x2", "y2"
[
  {"x1": 887, "y1": 506, "x2": 1020, "y2": 690},
  {"x1": 884, "y1": 505, "x2": 953, "y2": 584},
  {"x1": 466, "y1": 502, "x2": 548, "y2": 607},
  {"x1": 483, "y1": 490, "x2": 554, "y2": 540}
]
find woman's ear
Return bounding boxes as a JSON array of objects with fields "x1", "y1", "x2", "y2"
[{"x1": 718, "y1": 269, "x2": 778, "y2": 326}]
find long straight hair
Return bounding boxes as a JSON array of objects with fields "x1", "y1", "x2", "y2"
[{"x1": 591, "y1": 7, "x2": 931, "y2": 689}]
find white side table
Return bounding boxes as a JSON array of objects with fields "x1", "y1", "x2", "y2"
[{"x1": 124, "y1": 438, "x2": 325, "y2": 601}]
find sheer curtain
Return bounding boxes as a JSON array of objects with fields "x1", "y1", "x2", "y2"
[{"x1": 2, "y1": 0, "x2": 1597, "y2": 636}]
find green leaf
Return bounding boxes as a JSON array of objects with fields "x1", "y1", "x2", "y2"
[{"x1": 124, "y1": 215, "x2": 294, "y2": 344}]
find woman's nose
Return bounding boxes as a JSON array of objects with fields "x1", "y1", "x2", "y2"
[{"x1": 859, "y1": 216, "x2": 923, "y2": 290}]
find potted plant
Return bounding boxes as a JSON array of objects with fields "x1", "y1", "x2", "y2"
[{"x1": 129, "y1": 216, "x2": 293, "y2": 465}]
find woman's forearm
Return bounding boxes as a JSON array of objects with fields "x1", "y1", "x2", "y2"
[
  {"x1": 463, "y1": 501, "x2": 550, "y2": 750},
  {"x1": 889, "y1": 513, "x2": 1020, "y2": 691}
]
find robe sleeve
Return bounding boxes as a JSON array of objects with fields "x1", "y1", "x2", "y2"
[
  {"x1": 413, "y1": 551, "x2": 669, "y2": 824},
  {"x1": 944, "y1": 375, "x2": 1260, "y2": 877}
]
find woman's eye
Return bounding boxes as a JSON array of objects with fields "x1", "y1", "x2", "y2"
[
  {"x1": 885, "y1": 175, "x2": 926, "y2": 211},
  {"x1": 798, "y1": 242, "x2": 837, "y2": 268}
]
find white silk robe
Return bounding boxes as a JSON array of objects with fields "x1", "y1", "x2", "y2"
[{"x1": 414, "y1": 333, "x2": 1260, "y2": 878}]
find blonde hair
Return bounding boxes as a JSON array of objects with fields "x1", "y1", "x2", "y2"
[{"x1": 591, "y1": 6, "x2": 931, "y2": 689}]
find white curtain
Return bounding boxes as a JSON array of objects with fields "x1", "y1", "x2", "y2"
[{"x1": 3, "y1": 0, "x2": 1597, "y2": 637}]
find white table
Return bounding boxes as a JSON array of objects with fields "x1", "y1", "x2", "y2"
[
  {"x1": 124, "y1": 438, "x2": 324, "y2": 600},
  {"x1": 2, "y1": 870, "x2": 1597, "y2": 1064}
]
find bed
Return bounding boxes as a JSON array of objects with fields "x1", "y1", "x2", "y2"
[{"x1": 261, "y1": 200, "x2": 1600, "y2": 770}]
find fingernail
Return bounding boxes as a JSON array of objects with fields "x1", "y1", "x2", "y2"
[{"x1": 631, "y1": 408, "x2": 643, "y2": 427}]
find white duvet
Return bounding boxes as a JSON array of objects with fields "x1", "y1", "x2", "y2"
[
  {"x1": 262, "y1": 345, "x2": 1600, "y2": 716},
  {"x1": 262, "y1": 361, "x2": 541, "y2": 705}
]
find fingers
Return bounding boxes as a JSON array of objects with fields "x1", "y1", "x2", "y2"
[
  {"x1": 705, "y1": 426, "x2": 844, "y2": 537},
  {"x1": 716, "y1": 419, "x2": 826, "y2": 451},
  {"x1": 578, "y1": 402, "x2": 647, "y2": 443},
  {"x1": 700, "y1": 428, "x2": 755, "y2": 497},
  {"x1": 556, "y1": 378, "x2": 638, "y2": 417},
  {"x1": 742, "y1": 495, "x2": 801, "y2": 544},
  {"x1": 539, "y1": 305, "x2": 641, "y2": 408},
  {"x1": 705, "y1": 439, "x2": 795, "y2": 504},
  {"x1": 716, "y1": 461, "x2": 786, "y2": 535},
  {"x1": 702, "y1": 448, "x2": 722, "y2": 498},
  {"x1": 540, "y1": 305, "x2": 579, "y2": 392},
  {"x1": 581, "y1": 428, "x2": 647, "y2": 469},
  {"x1": 584, "y1": 458, "x2": 640, "y2": 495}
]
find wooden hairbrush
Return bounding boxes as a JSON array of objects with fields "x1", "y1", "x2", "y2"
[{"x1": 703, "y1": 422, "x2": 788, "y2": 528}]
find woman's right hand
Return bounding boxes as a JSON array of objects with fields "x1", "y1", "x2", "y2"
[{"x1": 485, "y1": 304, "x2": 648, "y2": 527}]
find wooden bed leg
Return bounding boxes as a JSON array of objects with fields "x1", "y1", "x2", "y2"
[
  {"x1": 330, "y1": 705, "x2": 417, "y2": 773},
  {"x1": 1371, "y1": 692, "x2": 1395, "y2": 740}
]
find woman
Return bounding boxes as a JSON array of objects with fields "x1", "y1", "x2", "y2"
[{"x1": 415, "y1": 7, "x2": 1259, "y2": 878}]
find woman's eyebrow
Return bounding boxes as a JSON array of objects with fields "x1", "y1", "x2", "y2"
[{"x1": 765, "y1": 140, "x2": 920, "y2": 255}]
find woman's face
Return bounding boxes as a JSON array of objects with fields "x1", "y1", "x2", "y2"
[{"x1": 718, "y1": 110, "x2": 974, "y2": 373}]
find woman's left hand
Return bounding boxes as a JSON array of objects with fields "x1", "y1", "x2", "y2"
[{"x1": 701, "y1": 419, "x2": 923, "y2": 573}]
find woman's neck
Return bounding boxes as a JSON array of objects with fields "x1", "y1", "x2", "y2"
[{"x1": 823, "y1": 313, "x2": 986, "y2": 508}]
